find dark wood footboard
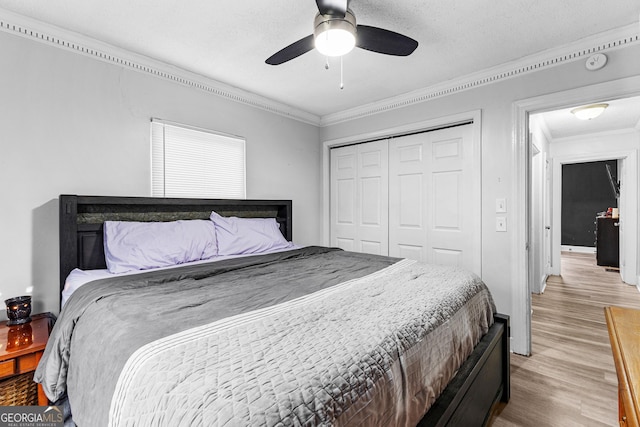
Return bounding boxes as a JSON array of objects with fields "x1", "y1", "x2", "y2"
[{"x1": 418, "y1": 313, "x2": 510, "y2": 427}]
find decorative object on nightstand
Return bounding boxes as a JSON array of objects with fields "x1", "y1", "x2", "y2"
[
  {"x1": 0, "y1": 312, "x2": 55, "y2": 406},
  {"x1": 5, "y1": 296, "x2": 32, "y2": 326}
]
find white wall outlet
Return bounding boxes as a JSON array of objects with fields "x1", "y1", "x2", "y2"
[
  {"x1": 496, "y1": 198, "x2": 507, "y2": 213},
  {"x1": 496, "y1": 216, "x2": 507, "y2": 232}
]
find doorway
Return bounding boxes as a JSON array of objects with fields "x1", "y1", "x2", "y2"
[
  {"x1": 511, "y1": 76, "x2": 640, "y2": 356},
  {"x1": 529, "y1": 101, "x2": 639, "y2": 286}
]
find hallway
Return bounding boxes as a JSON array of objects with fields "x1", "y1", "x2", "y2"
[{"x1": 491, "y1": 252, "x2": 640, "y2": 426}]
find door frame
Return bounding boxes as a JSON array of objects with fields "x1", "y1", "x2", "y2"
[
  {"x1": 512, "y1": 75, "x2": 640, "y2": 356},
  {"x1": 322, "y1": 110, "x2": 482, "y2": 249},
  {"x1": 551, "y1": 151, "x2": 636, "y2": 283},
  {"x1": 528, "y1": 137, "x2": 548, "y2": 295}
]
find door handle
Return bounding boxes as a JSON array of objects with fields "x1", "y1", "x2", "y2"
[{"x1": 545, "y1": 226, "x2": 551, "y2": 230}]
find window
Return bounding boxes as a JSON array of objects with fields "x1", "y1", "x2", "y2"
[{"x1": 151, "y1": 119, "x2": 246, "y2": 198}]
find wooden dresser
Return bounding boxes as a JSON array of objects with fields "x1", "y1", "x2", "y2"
[
  {"x1": 597, "y1": 217, "x2": 620, "y2": 268},
  {"x1": 605, "y1": 306, "x2": 640, "y2": 427}
]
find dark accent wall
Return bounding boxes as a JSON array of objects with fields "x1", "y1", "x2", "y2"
[{"x1": 561, "y1": 160, "x2": 618, "y2": 247}]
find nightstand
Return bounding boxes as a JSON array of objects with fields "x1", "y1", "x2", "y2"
[{"x1": 0, "y1": 312, "x2": 55, "y2": 406}]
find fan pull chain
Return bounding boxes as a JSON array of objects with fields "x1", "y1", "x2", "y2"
[
  {"x1": 322, "y1": 57, "x2": 345, "y2": 89},
  {"x1": 340, "y1": 56, "x2": 344, "y2": 90}
]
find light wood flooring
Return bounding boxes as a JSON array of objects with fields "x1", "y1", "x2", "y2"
[{"x1": 490, "y1": 252, "x2": 640, "y2": 426}]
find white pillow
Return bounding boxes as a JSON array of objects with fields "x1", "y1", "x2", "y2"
[
  {"x1": 209, "y1": 211, "x2": 293, "y2": 256},
  {"x1": 104, "y1": 220, "x2": 217, "y2": 273}
]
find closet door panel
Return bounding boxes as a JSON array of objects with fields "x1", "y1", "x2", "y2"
[
  {"x1": 357, "y1": 140, "x2": 389, "y2": 255},
  {"x1": 433, "y1": 248, "x2": 463, "y2": 266},
  {"x1": 390, "y1": 124, "x2": 480, "y2": 275},
  {"x1": 426, "y1": 125, "x2": 480, "y2": 274},
  {"x1": 389, "y1": 134, "x2": 428, "y2": 261},
  {"x1": 330, "y1": 141, "x2": 389, "y2": 256},
  {"x1": 432, "y1": 170, "x2": 461, "y2": 230},
  {"x1": 330, "y1": 145, "x2": 357, "y2": 251}
]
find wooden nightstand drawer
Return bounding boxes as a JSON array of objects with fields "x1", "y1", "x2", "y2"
[
  {"x1": 16, "y1": 352, "x2": 40, "y2": 372},
  {"x1": 0, "y1": 359, "x2": 16, "y2": 378}
]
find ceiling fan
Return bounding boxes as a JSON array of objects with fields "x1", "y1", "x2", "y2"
[{"x1": 265, "y1": 0, "x2": 418, "y2": 65}]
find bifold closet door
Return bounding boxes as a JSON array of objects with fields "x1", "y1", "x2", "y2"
[
  {"x1": 389, "y1": 125, "x2": 481, "y2": 275},
  {"x1": 330, "y1": 141, "x2": 389, "y2": 255}
]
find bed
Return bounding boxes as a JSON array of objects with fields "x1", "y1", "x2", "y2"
[{"x1": 36, "y1": 194, "x2": 509, "y2": 426}]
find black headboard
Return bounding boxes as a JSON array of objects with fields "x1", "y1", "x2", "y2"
[{"x1": 59, "y1": 195, "x2": 293, "y2": 294}]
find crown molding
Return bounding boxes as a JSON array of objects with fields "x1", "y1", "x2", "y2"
[
  {"x1": 320, "y1": 23, "x2": 640, "y2": 127},
  {"x1": 2, "y1": 7, "x2": 638, "y2": 130},
  {"x1": 0, "y1": 8, "x2": 322, "y2": 126}
]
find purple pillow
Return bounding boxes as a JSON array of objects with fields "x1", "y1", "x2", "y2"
[
  {"x1": 209, "y1": 211, "x2": 293, "y2": 255},
  {"x1": 104, "y1": 220, "x2": 217, "y2": 273}
]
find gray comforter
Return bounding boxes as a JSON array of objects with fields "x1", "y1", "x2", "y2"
[{"x1": 35, "y1": 247, "x2": 495, "y2": 427}]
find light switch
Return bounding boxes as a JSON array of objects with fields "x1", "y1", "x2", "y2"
[
  {"x1": 496, "y1": 216, "x2": 507, "y2": 232},
  {"x1": 496, "y1": 198, "x2": 507, "y2": 213}
]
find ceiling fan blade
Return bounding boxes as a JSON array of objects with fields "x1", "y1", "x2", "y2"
[
  {"x1": 356, "y1": 25, "x2": 418, "y2": 56},
  {"x1": 315, "y1": 0, "x2": 347, "y2": 17},
  {"x1": 265, "y1": 35, "x2": 315, "y2": 65}
]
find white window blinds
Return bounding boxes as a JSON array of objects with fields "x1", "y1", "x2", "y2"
[{"x1": 151, "y1": 120, "x2": 246, "y2": 198}]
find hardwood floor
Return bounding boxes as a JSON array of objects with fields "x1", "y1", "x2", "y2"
[{"x1": 490, "y1": 252, "x2": 640, "y2": 426}]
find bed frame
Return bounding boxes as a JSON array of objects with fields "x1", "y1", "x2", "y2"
[
  {"x1": 58, "y1": 194, "x2": 292, "y2": 294},
  {"x1": 58, "y1": 194, "x2": 509, "y2": 427}
]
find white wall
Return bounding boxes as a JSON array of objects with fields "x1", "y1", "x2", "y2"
[
  {"x1": 321, "y1": 43, "x2": 640, "y2": 352},
  {"x1": 0, "y1": 30, "x2": 322, "y2": 317}
]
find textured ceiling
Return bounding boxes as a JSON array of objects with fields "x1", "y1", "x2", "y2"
[{"x1": 1, "y1": 0, "x2": 639, "y2": 121}]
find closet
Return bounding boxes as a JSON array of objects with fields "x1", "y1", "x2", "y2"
[{"x1": 330, "y1": 123, "x2": 481, "y2": 276}]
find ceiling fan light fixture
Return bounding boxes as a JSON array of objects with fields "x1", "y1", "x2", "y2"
[
  {"x1": 570, "y1": 103, "x2": 609, "y2": 120},
  {"x1": 314, "y1": 11, "x2": 356, "y2": 57}
]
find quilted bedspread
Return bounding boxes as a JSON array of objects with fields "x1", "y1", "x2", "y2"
[{"x1": 35, "y1": 247, "x2": 495, "y2": 427}]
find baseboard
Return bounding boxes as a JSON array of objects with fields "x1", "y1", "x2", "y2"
[
  {"x1": 561, "y1": 245, "x2": 596, "y2": 254},
  {"x1": 532, "y1": 274, "x2": 548, "y2": 295},
  {"x1": 540, "y1": 275, "x2": 548, "y2": 294}
]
